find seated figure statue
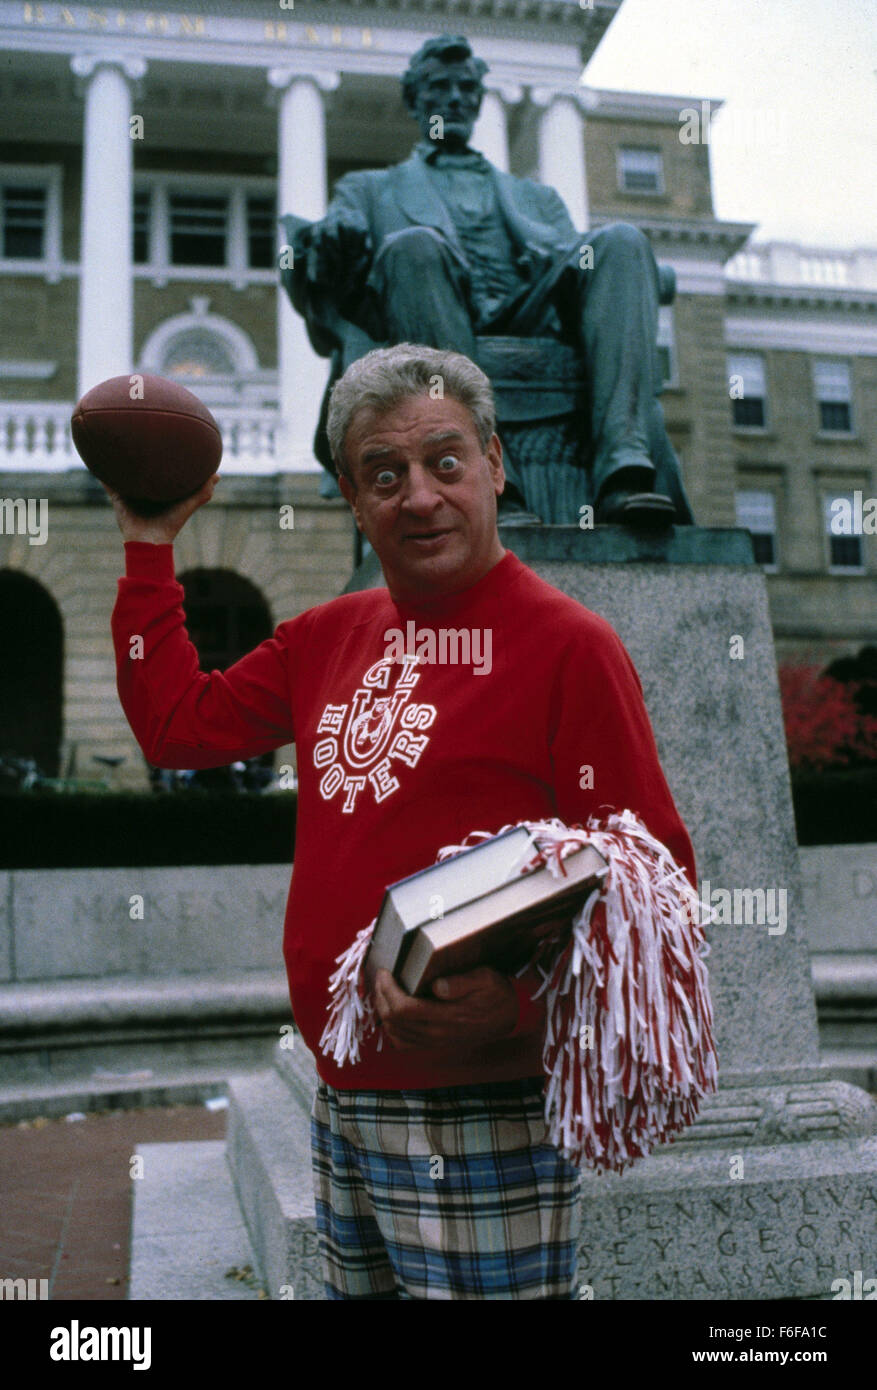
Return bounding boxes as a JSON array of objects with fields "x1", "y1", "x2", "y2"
[{"x1": 282, "y1": 33, "x2": 694, "y2": 528}]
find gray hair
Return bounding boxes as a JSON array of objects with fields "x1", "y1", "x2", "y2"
[{"x1": 326, "y1": 343, "x2": 496, "y2": 481}]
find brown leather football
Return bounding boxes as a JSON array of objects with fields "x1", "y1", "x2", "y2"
[{"x1": 71, "y1": 373, "x2": 222, "y2": 514}]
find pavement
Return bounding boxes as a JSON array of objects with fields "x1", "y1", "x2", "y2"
[{"x1": 0, "y1": 1101, "x2": 246, "y2": 1301}]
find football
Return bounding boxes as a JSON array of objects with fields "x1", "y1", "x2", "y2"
[{"x1": 71, "y1": 373, "x2": 223, "y2": 514}]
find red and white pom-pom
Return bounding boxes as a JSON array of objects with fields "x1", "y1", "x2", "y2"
[
  {"x1": 538, "y1": 809, "x2": 717, "y2": 1172},
  {"x1": 320, "y1": 922, "x2": 381, "y2": 1065},
  {"x1": 318, "y1": 811, "x2": 718, "y2": 1173}
]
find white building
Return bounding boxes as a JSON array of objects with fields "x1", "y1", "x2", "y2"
[{"x1": 0, "y1": 0, "x2": 874, "y2": 783}]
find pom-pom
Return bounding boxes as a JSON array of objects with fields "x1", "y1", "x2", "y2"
[{"x1": 318, "y1": 810, "x2": 718, "y2": 1172}]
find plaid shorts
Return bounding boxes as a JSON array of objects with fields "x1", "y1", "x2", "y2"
[{"x1": 310, "y1": 1076, "x2": 582, "y2": 1300}]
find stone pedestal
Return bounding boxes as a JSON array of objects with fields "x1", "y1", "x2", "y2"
[
  {"x1": 226, "y1": 1042, "x2": 323, "y2": 1303},
  {"x1": 226, "y1": 526, "x2": 877, "y2": 1299}
]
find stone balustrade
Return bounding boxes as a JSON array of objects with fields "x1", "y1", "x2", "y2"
[{"x1": 0, "y1": 402, "x2": 285, "y2": 472}]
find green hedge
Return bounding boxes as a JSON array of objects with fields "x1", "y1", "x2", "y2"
[
  {"x1": 0, "y1": 791, "x2": 297, "y2": 869},
  {"x1": 1, "y1": 768, "x2": 874, "y2": 869}
]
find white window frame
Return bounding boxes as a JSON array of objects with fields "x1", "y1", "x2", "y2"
[
  {"x1": 813, "y1": 358, "x2": 854, "y2": 436},
  {"x1": 132, "y1": 173, "x2": 277, "y2": 290},
  {"x1": 823, "y1": 489, "x2": 866, "y2": 575},
  {"x1": 728, "y1": 352, "x2": 769, "y2": 430},
  {"x1": 617, "y1": 147, "x2": 665, "y2": 196},
  {"x1": 735, "y1": 488, "x2": 779, "y2": 572},
  {"x1": 0, "y1": 164, "x2": 63, "y2": 283}
]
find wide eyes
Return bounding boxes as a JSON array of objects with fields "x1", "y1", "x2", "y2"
[{"x1": 370, "y1": 455, "x2": 462, "y2": 490}]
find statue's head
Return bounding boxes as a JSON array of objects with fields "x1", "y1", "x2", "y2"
[{"x1": 401, "y1": 35, "x2": 488, "y2": 149}]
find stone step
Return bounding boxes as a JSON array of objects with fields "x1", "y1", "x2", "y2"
[
  {"x1": 0, "y1": 971, "x2": 291, "y2": 1043},
  {"x1": 225, "y1": 1044, "x2": 323, "y2": 1301},
  {"x1": 128, "y1": 1140, "x2": 265, "y2": 1300},
  {"x1": 0, "y1": 972, "x2": 290, "y2": 1090},
  {"x1": 0, "y1": 1070, "x2": 235, "y2": 1123}
]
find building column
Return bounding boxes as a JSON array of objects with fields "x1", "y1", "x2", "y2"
[
  {"x1": 71, "y1": 54, "x2": 146, "y2": 398},
  {"x1": 471, "y1": 84, "x2": 521, "y2": 173},
  {"x1": 269, "y1": 68, "x2": 339, "y2": 470},
  {"x1": 532, "y1": 89, "x2": 589, "y2": 233}
]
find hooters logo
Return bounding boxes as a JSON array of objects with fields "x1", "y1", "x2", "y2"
[{"x1": 312, "y1": 654, "x2": 437, "y2": 813}]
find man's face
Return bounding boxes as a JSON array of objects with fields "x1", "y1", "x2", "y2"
[
  {"x1": 338, "y1": 394, "x2": 506, "y2": 603},
  {"x1": 412, "y1": 59, "x2": 483, "y2": 149}
]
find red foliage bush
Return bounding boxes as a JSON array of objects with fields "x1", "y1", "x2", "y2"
[{"x1": 779, "y1": 664, "x2": 877, "y2": 771}]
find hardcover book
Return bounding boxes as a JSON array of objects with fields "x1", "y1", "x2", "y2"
[{"x1": 364, "y1": 826, "x2": 608, "y2": 995}]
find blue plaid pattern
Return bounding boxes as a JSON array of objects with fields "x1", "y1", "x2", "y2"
[{"x1": 311, "y1": 1077, "x2": 581, "y2": 1300}]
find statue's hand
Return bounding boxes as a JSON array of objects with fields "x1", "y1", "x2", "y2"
[{"x1": 306, "y1": 210, "x2": 372, "y2": 293}]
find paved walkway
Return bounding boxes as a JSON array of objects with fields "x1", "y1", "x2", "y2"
[{"x1": 0, "y1": 1105, "x2": 227, "y2": 1300}]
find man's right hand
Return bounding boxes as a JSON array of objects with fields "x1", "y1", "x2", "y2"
[
  {"x1": 103, "y1": 473, "x2": 220, "y2": 545},
  {"x1": 306, "y1": 210, "x2": 372, "y2": 290}
]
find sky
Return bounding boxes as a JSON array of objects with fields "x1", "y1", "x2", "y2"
[{"x1": 584, "y1": 0, "x2": 876, "y2": 248}]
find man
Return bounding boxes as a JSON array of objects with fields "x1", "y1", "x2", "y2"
[
  {"x1": 107, "y1": 343, "x2": 696, "y2": 1300},
  {"x1": 285, "y1": 33, "x2": 694, "y2": 527}
]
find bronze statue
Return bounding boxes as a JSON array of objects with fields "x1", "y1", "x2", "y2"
[{"x1": 282, "y1": 34, "x2": 694, "y2": 528}]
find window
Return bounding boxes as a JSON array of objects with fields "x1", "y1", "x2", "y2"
[
  {"x1": 657, "y1": 306, "x2": 677, "y2": 388},
  {"x1": 0, "y1": 166, "x2": 62, "y2": 276},
  {"x1": 139, "y1": 305, "x2": 264, "y2": 406},
  {"x1": 1, "y1": 184, "x2": 46, "y2": 258},
  {"x1": 813, "y1": 360, "x2": 853, "y2": 434},
  {"x1": 824, "y1": 491, "x2": 864, "y2": 570},
  {"x1": 736, "y1": 490, "x2": 778, "y2": 567},
  {"x1": 133, "y1": 189, "x2": 150, "y2": 264},
  {"x1": 162, "y1": 328, "x2": 237, "y2": 379},
  {"x1": 133, "y1": 179, "x2": 277, "y2": 277},
  {"x1": 728, "y1": 352, "x2": 767, "y2": 428},
  {"x1": 170, "y1": 194, "x2": 227, "y2": 266},
  {"x1": 618, "y1": 148, "x2": 664, "y2": 195},
  {"x1": 247, "y1": 196, "x2": 275, "y2": 270}
]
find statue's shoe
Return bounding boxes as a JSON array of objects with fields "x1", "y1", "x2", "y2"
[{"x1": 595, "y1": 489, "x2": 676, "y2": 528}]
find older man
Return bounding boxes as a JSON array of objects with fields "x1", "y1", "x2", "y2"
[{"x1": 107, "y1": 343, "x2": 695, "y2": 1300}]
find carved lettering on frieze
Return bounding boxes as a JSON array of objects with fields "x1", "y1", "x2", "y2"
[{"x1": 19, "y1": 6, "x2": 376, "y2": 51}]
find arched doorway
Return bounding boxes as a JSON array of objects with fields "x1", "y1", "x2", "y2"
[
  {"x1": 155, "y1": 568, "x2": 276, "y2": 790},
  {"x1": 0, "y1": 570, "x2": 63, "y2": 776},
  {"x1": 177, "y1": 569, "x2": 273, "y2": 672}
]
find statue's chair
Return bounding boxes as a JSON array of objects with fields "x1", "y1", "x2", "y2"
[{"x1": 281, "y1": 215, "x2": 678, "y2": 527}]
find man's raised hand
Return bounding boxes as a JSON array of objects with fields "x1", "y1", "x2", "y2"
[{"x1": 103, "y1": 473, "x2": 220, "y2": 546}]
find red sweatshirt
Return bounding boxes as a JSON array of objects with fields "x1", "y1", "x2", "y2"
[{"x1": 112, "y1": 543, "x2": 696, "y2": 1090}]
